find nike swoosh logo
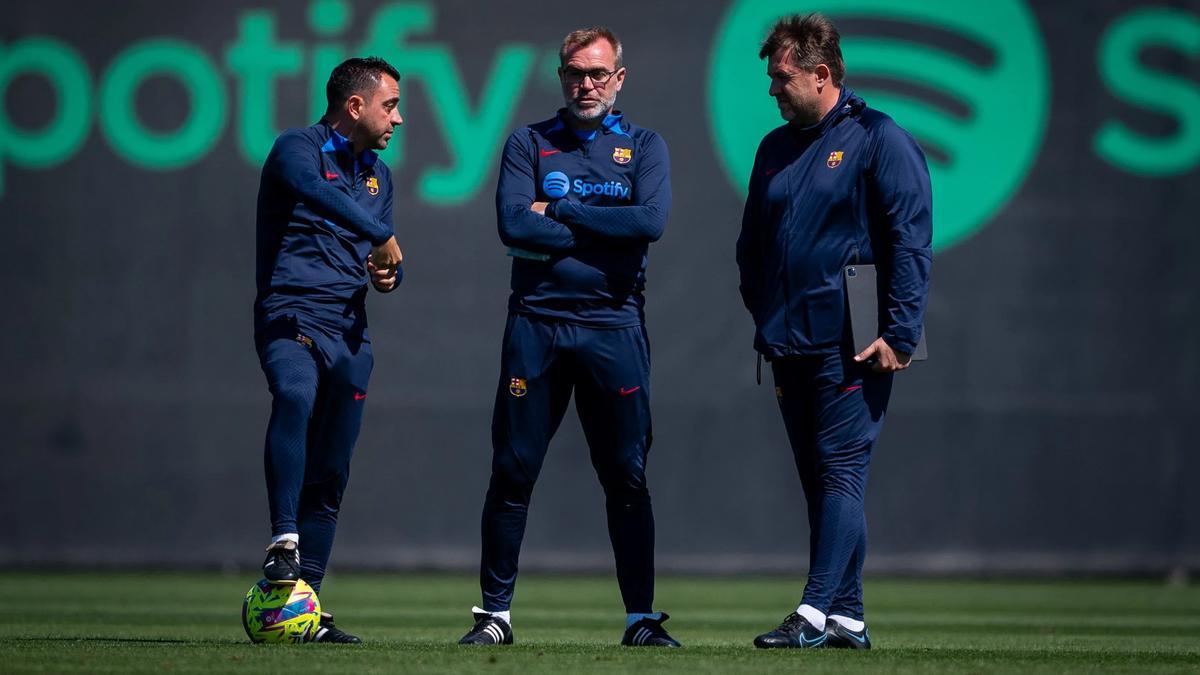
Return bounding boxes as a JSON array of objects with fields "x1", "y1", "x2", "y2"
[
  {"x1": 799, "y1": 633, "x2": 826, "y2": 647},
  {"x1": 539, "y1": 148, "x2": 561, "y2": 157},
  {"x1": 844, "y1": 630, "x2": 868, "y2": 643},
  {"x1": 619, "y1": 386, "x2": 641, "y2": 396},
  {"x1": 264, "y1": 561, "x2": 275, "y2": 567},
  {"x1": 354, "y1": 392, "x2": 367, "y2": 401},
  {"x1": 840, "y1": 384, "x2": 862, "y2": 393},
  {"x1": 324, "y1": 170, "x2": 339, "y2": 180}
]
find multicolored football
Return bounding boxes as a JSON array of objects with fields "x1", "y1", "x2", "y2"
[{"x1": 242, "y1": 578, "x2": 321, "y2": 644}]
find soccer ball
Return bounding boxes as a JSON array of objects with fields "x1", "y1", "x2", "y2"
[{"x1": 241, "y1": 578, "x2": 321, "y2": 644}]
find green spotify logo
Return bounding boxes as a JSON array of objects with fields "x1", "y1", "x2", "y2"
[
  {"x1": 3, "y1": 2, "x2": 1196, "y2": 215},
  {"x1": 709, "y1": 0, "x2": 1049, "y2": 250},
  {"x1": 0, "y1": 0, "x2": 553, "y2": 204}
]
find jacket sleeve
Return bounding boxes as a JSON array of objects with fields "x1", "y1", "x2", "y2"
[
  {"x1": 496, "y1": 131, "x2": 578, "y2": 252},
  {"x1": 374, "y1": 167, "x2": 404, "y2": 293},
  {"x1": 265, "y1": 132, "x2": 394, "y2": 246},
  {"x1": 381, "y1": 171, "x2": 394, "y2": 228},
  {"x1": 546, "y1": 132, "x2": 670, "y2": 244},
  {"x1": 736, "y1": 140, "x2": 769, "y2": 319},
  {"x1": 867, "y1": 121, "x2": 933, "y2": 354}
]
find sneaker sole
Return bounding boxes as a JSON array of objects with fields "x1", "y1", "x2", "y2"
[{"x1": 262, "y1": 578, "x2": 299, "y2": 586}]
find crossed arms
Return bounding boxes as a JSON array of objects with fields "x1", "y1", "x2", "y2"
[
  {"x1": 266, "y1": 132, "x2": 403, "y2": 291},
  {"x1": 495, "y1": 131, "x2": 671, "y2": 253}
]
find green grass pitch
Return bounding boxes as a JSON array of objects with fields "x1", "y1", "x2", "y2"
[{"x1": 1, "y1": 571, "x2": 1197, "y2": 673}]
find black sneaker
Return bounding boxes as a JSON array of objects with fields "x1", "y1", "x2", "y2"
[
  {"x1": 753, "y1": 612, "x2": 827, "y2": 649},
  {"x1": 312, "y1": 612, "x2": 362, "y2": 644},
  {"x1": 825, "y1": 618, "x2": 871, "y2": 649},
  {"x1": 261, "y1": 540, "x2": 300, "y2": 584},
  {"x1": 458, "y1": 607, "x2": 513, "y2": 645},
  {"x1": 621, "y1": 612, "x2": 682, "y2": 647}
]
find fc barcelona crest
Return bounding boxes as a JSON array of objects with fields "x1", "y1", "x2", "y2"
[
  {"x1": 826, "y1": 151, "x2": 844, "y2": 169},
  {"x1": 366, "y1": 176, "x2": 380, "y2": 195},
  {"x1": 612, "y1": 147, "x2": 633, "y2": 165},
  {"x1": 509, "y1": 377, "x2": 527, "y2": 397}
]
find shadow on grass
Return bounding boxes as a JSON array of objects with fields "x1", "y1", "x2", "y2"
[{"x1": 1, "y1": 637, "x2": 240, "y2": 645}]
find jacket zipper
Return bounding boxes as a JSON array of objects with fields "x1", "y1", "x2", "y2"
[{"x1": 779, "y1": 155, "x2": 793, "y2": 356}]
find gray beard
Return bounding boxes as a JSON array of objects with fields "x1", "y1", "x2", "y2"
[{"x1": 569, "y1": 98, "x2": 615, "y2": 121}]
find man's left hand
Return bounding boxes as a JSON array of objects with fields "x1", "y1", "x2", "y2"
[
  {"x1": 854, "y1": 337, "x2": 912, "y2": 373},
  {"x1": 531, "y1": 201, "x2": 549, "y2": 214},
  {"x1": 367, "y1": 260, "x2": 398, "y2": 292}
]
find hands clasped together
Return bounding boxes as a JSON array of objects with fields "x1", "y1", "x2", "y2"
[{"x1": 368, "y1": 236, "x2": 403, "y2": 292}]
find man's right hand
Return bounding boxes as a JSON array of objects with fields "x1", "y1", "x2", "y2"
[
  {"x1": 367, "y1": 260, "x2": 399, "y2": 292},
  {"x1": 371, "y1": 236, "x2": 403, "y2": 269},
  {"x1": 854, "y1": 337, "x2": 912, "y2": 373}
]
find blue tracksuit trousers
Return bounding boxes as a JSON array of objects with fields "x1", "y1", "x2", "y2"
[
  {"x1": 256, "y1": 312, "x2": 373, "y2": 593},
  {"x1": 480, "y1": 313, "x2": 655, "y2": 614},
  {"x1": 772, "y1": 350, "x2": 892, "y2": 620}
]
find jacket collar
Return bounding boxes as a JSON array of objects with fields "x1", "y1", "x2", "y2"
[
  {"x1": 317, "y1": 119, "x2": 379, "y2": 168},
  {"x1": 549, "y1": 109, "x2": 630, "y2": 142},
  {"x1": 790, "y1": 87, "x2": 863, "y2": 139}
]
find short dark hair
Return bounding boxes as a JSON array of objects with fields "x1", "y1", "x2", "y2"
[
  {"x1": 325, "y1": 57, "x2": 400, "y2": 112},
  {"x1": 560, "y1": 26, "x2": 623, "y2": 69},
  {"x1": 759, "y1": 13, "x2": 845, "y2": 87}
]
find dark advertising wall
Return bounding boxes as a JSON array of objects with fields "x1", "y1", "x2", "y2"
[{"x1": 2, "y1": 0, "x2": 1197, "y2": 573}]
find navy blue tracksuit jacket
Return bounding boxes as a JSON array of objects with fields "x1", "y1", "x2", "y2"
[
  {"x1": 736, "y1": 89, "x2": 932, "y2": 356},
  {"x1": 497, "y1": 110, "x2": 670, "y2": 326},
  {"x1": 256, "y1": 120, "x2": 398, "y2": 330}
]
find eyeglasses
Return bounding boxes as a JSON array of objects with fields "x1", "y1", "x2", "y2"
[{"x1": 560, "y1": 67, "x2": 620, "y2": 85}]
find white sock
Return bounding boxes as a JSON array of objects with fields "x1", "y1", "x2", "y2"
[
  {"x1": 828, "y1": 614, "x2": 865, "y2": 632},
  {"x1": 796, "y1": 603, "x2": 826, "y2": 632},
  {"x1": 472, "y1": 606, "x2": 510, "y2": 626},
  {"x1": 271, "y1": 533, "x2": 299, "y2": 546},
  {"x1": 626, "y1": 611, "x2": 663, "y2": 629}
]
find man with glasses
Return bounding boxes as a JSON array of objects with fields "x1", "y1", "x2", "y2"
[{"x1": 458, "y1": 26, "x2": 678, "y2": 648}]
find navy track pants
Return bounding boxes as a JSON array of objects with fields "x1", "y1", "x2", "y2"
[
  {"x1": 772, "y1": 350, "x2": 893, "y2": 620},
  {"x1": 480, "y1": 313, "x2": 655, "y2": 613},
  {"x1": 256, "y1": 313, "x2": 373, "y2": 593}
]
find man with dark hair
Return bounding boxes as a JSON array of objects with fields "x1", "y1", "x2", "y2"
[
  {"x1": 737, "y1": 13, "x2": 932, "y2": 650},
  {"x1": 254, "y1": 56, "x2": 404, "y2": 644},
  {"x1": 458, "y1": 27, "x2": 679, "y2": 648}
]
